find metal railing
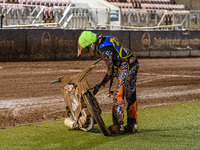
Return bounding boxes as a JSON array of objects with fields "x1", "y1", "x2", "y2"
[
  {"x1": 0, "y1": 3, "x2": 103, "y2": 28},
  {"x1": 98, "y1": 9, "x2": 200, "y2": 30},
  {"x1": 0, "y1": 3, "x2": 200, "y2": 30}
]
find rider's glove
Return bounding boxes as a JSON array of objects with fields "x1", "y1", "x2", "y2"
[
  {"x1": 108, "y1": 91, "x2": 114, "y2": 97},
  {"x1": 93, "y1": 83, "x2": 101, "y2": 95},
  {"x1": 57, "y1": 77, "x2": 62, "y2": 82}
]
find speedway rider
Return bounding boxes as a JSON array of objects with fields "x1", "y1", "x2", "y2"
[{"x1": 78, "y1": 31, "x2": 139, "y2": 134}]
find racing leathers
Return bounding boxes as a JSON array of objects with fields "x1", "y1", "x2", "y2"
[{"x1": 97, "y1": 36, "x2": 139, "y2": 128}]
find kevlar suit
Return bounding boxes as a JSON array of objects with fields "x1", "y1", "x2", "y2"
[{"x1": 97, "y1": 36, "x2": 139, "y2": 127}]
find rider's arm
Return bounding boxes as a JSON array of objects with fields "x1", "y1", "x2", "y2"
[{"x1": 99, "y1": 48, "x2": 114, "y2": 86}]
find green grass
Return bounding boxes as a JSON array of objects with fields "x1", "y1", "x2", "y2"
[{"x1": 0, "y1": 101, "x2": 200, "y2": 150}]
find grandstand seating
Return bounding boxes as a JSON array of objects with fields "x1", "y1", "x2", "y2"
[
  {"x1": 0, "y1": 0, "x2": 72, "y2": 24},
  {"x1": 106, "y1": 0, "x2": 186, "y2": 26},
  {"x1": 107, "y1": 0, "x2": 185, "y2": 11},
  {"x1": 43, "y1": 9, "x2": 55, "y2": 23},
  {"x1": 141, "y1": 4, "x2": 185, "y2": 10},
  {"x1": 1, "y1": 0, "x2": 19, "y2": 3},
  {"x1": 0, "y1": 0, "x2": 191, "y2": 28},
  {"x1": 1, "y1": 0, "x2": 71, "y2": 7}
]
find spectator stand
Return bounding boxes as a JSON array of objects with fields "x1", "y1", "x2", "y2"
[
  {"x1": 0, "y1": 0, "x2": 199, "y2": 30},
  {"x1": 105, "y1": 0, "x2": 191, "y2": 28}
]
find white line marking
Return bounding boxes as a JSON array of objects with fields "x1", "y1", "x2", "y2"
[
  {"x1": 140, "y1": 100, "x2": 198, "y2": 109},
  {"x1": 0, "y1": 96, "x2": 64, "y2": 109},
  {"x1": 138, "y1": 89, "x2": 200, "y2": 99},
  {"x1": 138, "y1": 73, "x2": 200, "y2": 84},
  {"x1": 68, "y1": 69, "x2": 82, "y2": 72},
  {"x1": 137, "y1": 76, "x2": 168, "y2": 85},
  {"x1": 140, "y1": 73, "x2": 200, "y2": 78},
  {"x1": 68, "y1": 69, "x2": 107, "y2": 73}
]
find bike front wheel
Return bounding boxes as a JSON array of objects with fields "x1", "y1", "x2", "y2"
[{"x1": 83, "y1": 92, "x2": 110, "y2": 136}]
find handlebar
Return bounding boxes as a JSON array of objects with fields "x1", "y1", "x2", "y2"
[
  {"x1": 51, "y1": 80, "x2": 60, "y2": 84},
  {"x1": 51, "y1": 58, "x2": 102, "y2": 85}
]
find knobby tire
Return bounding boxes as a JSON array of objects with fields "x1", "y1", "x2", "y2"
[{"x1": 84, "y1": 92, "x2": 109, "y2": 136}]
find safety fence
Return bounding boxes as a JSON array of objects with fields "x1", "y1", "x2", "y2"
[
  {"x1": 0, "y1": 3, "x2": 106, "y2": 29},
  {"x1": 0, "y1": 29, "x2": 200, "y2": 61},
  {"x1": 0, "y1": 3, "x2": 200, "y2": 30}
]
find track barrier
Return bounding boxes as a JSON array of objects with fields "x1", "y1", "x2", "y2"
[{"x1": 0, "y1": 29, "x2": 200, "y2": 61}]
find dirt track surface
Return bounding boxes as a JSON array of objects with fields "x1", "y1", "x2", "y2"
[{"x1": 0, "y1": 58, "x2": 200, "y2": 128}]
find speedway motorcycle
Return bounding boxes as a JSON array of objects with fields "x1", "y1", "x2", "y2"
[{"x1": 51, "y1": 59, "x2": 109, "y2": 136}]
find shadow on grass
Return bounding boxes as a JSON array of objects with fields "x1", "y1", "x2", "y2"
[
  {"x1": 88, "y1": 127, "x2": 102, "y2": 134},
  {"x1": 86, "y1": 127, "x2": 130, "y2": 137}
]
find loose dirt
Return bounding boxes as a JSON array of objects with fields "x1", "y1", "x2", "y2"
[{"x1": 0, "y1": 58, "x2": 200, "y2": 128}]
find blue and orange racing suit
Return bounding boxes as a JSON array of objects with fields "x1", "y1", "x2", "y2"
[{"x1": 98, "y1": 36, "x2": 139, "y2": 126}]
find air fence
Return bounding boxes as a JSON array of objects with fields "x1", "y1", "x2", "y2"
[{"x1": 0, "y1": 29, "x2": 200, "y2": 61}]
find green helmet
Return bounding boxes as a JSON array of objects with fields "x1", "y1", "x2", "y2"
[
  {"x1": 78, "y1": 31, "x2": 97, "y2": 49},
  {"x1": 78, "y1": 31, "x2": 97, "y2": 57}
]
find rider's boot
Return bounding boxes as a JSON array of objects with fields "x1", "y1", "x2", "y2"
[
  {"x1": 124, "y1": 118, "x2": 137, "y2": 133},
  {"x1": 108, "y1": 124, "x2": 124, "y2": 134}
]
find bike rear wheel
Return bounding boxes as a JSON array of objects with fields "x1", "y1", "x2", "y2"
[{"x1": 83, "y1": 92, "x2": 110, "y2": 136}]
